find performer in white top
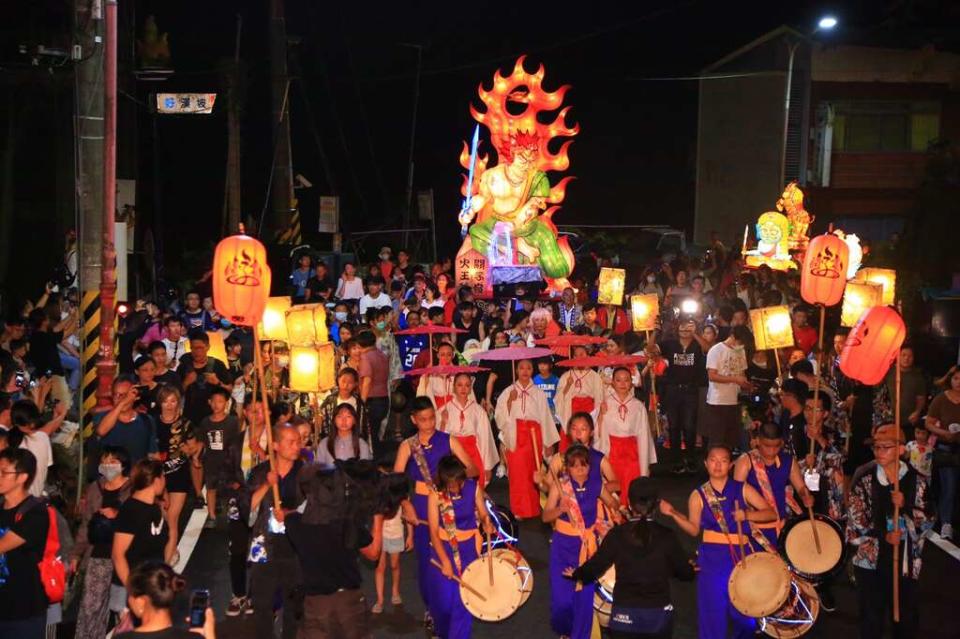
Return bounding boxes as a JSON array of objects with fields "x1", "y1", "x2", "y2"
[
  {"x1": 597, "y1": 367, "x2": 657, "y2": 506},
  {"x1": 495, "y1": 359, "x2": 560, "y2": 519},
  {"x1": 439, "y1": 373, "x2": 498, "y2": 486},
  {"x1": 554, "y1": 346, "x2": 604, "y2": 447},
  {"x1": 416, "y1": 342, "x2": 457, "y2": 410}
]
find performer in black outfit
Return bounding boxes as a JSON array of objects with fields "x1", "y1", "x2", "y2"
[{"x1": 564, "y1": 477, "x2": 695, "y2": 639}]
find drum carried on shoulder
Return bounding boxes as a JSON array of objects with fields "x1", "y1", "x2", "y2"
[
  {"x1": 458, "y1": 544, "x2": 533, "y2": 621},
  {"x1": 727, "y1": 513, "x2": 844, "y2": 637}
]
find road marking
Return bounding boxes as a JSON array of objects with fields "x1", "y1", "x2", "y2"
[{"x1": 174, "y1": 488, "x2": 208, "y2": 574}]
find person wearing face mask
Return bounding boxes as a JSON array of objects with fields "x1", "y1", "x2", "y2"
[
  {"x1": 368, "y1": 308, "x2": 402, "y2": 396},
  {"x1": 73, "y1": 446, "x2": 133, "y2": 639}
]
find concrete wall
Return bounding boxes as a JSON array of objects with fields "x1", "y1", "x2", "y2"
[{"x1": 694, "y1": 74, "x2": 786, "y2": 246}]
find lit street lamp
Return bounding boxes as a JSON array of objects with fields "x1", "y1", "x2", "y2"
[{"x1": 779, "y1": 16, "x2": 838, "y2": 189}]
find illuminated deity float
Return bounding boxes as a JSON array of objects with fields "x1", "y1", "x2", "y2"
[
  {"x1": 743, "y1": 182, "x2": 813, "y2": 271},
  {"x1": 455, "y1": 56, "x2": 578, "y2": 295}
]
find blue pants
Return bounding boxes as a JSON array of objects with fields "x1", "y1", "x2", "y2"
[
  {"x1": 937, "y1": 450, "x2": 958, "y2": 526},
  {"x1": 697, "y1": 543, "x2": 756, "y2": 639},
  {"x1": 550, "y1": 531, "x2": 595, "y2": 639},
  {"x1": 429, "y1": 541, "x2": 478, "y2": 639},
  {"x1": 59, "y1": 350, "x2": 81, "y2": 391}
]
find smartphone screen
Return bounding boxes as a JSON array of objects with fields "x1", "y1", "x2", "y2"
[{"x1": 189, "y1": 589, "x2": 209, "y2": 628}]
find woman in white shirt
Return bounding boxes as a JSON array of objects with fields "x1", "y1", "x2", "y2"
[
  {"x1": 315, "y1": 403, "x2": 372, "y2": 466},
  {"x1": 335, "y1": 262, "x2": 365, "y2": 302},
  {"x1": 440, "y1": 373, "x2": 498, "y2": 485},
  {"x1": 420, "y1": 282, "x2": 445, "y2": 310},
  {"x1": 597, "y1": 367, "x2": 656, "y2": 506}
]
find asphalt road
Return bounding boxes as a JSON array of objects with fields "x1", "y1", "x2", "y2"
[{"x1": 190, "y1": 464, "x2": 866, "y2": 639}]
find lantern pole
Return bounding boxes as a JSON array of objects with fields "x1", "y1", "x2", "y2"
[
  {"x1": 773, "y1": 347, "x2": 783, "y2": 382},
  {"x1": 253, "y1": 325, "x2": 282, "y2": 510},
  {"x1": 893, "y1": 346, "x2": 902, "y2": 623},
  {"x1": 646, "y1": 330, "x2": 660, "y2": 438},
  {"x1": 805, "y1": 302, "x2": 828, "y2": 555}
]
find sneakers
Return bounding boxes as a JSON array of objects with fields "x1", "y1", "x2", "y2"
[
  {"x1": 194, "y1": 497, "x2": 207, "y2": 510},
  {"x1": 226, "y1": 595, "x2": 249, "y2": 617},
  {"x1": 942, "y1": 523, "x2": 954, "y2": 540},
  {"x1": 203, "y1": 515, "x2": 217, "y2": 530}
]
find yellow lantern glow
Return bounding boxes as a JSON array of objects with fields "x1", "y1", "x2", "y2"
[
  {"x1": 749, "y1": 305, "x2": 794, "y2": 351},
  {"x1": 288, "y1": 344, "x2": 337, "y2": 393},
  {"x1": 855, "y1": 268, "x2": 896, "y2": 307},
  {"x1": 630, "y1": 294, "x2": 659, "y2": 332},
  {"x1": 597, "y1": 268, "x2": 626, "y2": 306},
  {"x1": 284, "y1": 304, "x2": 329, "y2": 346},
  {"x1": 841, "y1": 280, "x2": 883, "y2": 328},
  {"x1": 258, "y1": 296, "x2": 292, "y2": 341},
  {"x1": 184, "y1": 331, "x2": 229, "y2": 364}
]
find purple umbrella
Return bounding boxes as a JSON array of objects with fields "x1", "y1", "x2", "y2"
[{"x1": 469, "y1": 346, "x2": 554, "y2": 384}]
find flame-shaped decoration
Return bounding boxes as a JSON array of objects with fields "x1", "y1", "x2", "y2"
[{"x1": 459, "y1": 55, "x2": 579, "y2": 206}]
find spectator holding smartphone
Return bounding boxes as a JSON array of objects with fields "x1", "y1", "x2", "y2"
[{"x1": 115, "y1": 561, "x2": 216, "y2": 639}]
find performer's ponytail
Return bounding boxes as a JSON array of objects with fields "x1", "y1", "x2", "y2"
[{"x1": 626, "y1": 477, "x2": 659, "y2": 549}]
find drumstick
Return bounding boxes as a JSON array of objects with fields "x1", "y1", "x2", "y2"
[
  {"x1": 430, "y1": 558, "x2": 488, "y2": 601},
  {"x1": 485, "y1": 527, "x2": 494, "y2": 586},
  {"x1": 807, "y1": 505, "x2": 822, "y2": 554},
  {"x1": 734, "y1": 502, "x2": 746, "y2": 566}
]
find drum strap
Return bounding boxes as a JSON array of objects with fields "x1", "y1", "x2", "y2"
[
  {"x1": 438, "y1": 490, "x2": 464, "y2": 574},
  {"x1": 556, "y1": 474, "x2": 598, "y2": 591},
  {"x1": 700, "y1": 482, "x2": 740, "y2": 564},
  {"x1": 748, "y1": 451, "x2": 781, "y2": 518},
  {"x1": 407, "y1": 434, "x2": 437, "y2": 493}
]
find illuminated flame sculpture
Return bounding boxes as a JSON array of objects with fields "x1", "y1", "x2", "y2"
[{"x1": 456, "y1": 56, "x2": 579, "y2": 292}]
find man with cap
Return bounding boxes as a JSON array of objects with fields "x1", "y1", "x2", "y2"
[
  {"x1": 846, "y1": 424, "x2": 934, "y2": 639},
  {"x1": 565, "y1": 477, "x2": 695, "y2": 639}
]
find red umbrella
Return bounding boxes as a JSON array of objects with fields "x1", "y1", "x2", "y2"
[
  {"x1": 403, "y1": 365, "x2": 488, "y2": 377},
  {"x1": 469, "y1": 346, "x2": 555, "y2": 384},
  {"x1": 469, "y1": 347, "x2": 554, "y2": 362},
  {"x1": 394, "y1": 325, "x2": 466, "y2": 366},
  {"x1": 534, "y1": 334, "x2": 607, "y2": 357},
  {"x1": 555, "y1": 353, "x2": 648, "y2": 368}
]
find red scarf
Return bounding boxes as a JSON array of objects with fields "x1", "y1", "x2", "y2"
[
  {"x1": 609, "y1": 391, "x2": 632, "y2": 421},
  {"x1": 514, "y1": 383, "x2": 532, "y2": 414}
]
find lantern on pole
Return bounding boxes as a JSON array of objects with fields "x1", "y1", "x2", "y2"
[
  {"x1": 630, "y1": 294, "x2": 659, "y2": 333},
  {"x1": 212, "y1": 232, "x2": 271, "y2": 326},
  {"x1": 839, "y1": 305, "x2": 906, "y2": 386},
  {"x1": 259, "y1": 296, "x2": 292, "y2": 341},
  {"x1": 598, "y1": 268, "x2": 626, "y2": 306},
  {"x1": 840, "y1": 280, "x2": 883, "y2": 328},
  {"x1": 284, "y1": 303, "x2": 329, "y2": 346},
  {"x1": 800, "y1": 233, "x2": 849, "y2": 307},
  {"x1": 855, "y1": 268, "x2": 896, "y2": 307},
  {"x1": 288, "y1": 344, "x2": 336, "y2": 392},
  {"x1": 749, "y1": 305, "x2": 794, "y2": 351}
]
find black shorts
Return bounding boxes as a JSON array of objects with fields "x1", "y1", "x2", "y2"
[
  {"x1": 202, "y1": 451, "x2": 228, "y2": 489},
  {"x1": 163, "y1": 456, "x2": 193, "y2": 494}
]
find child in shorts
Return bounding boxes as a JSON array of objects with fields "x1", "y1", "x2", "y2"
[{"x1": 373, "y1": 471, "x2": 413, "y2": 613}]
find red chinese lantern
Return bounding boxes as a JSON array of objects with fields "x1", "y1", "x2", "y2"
[
  {"x1": 839, "y1": 305, "x2": 905, "y2": 386},
  {"x1": 800, "y1": 233, "x2": 849, "y2": 307},
  {"x1": 213, "y1": 233, "x2": 272, "y2": 326}
]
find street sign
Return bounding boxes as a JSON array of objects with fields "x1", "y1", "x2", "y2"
[
  {"x1": 318, "y1": 196, "x2": 339, "y2": 233},
  {"x1": 155, "y1": 93, "x2": 217, "y2": 114}
]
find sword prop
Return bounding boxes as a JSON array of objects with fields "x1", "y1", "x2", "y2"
[{"x1": 459, "y1": 124, "x2": 480, "y2": 239}]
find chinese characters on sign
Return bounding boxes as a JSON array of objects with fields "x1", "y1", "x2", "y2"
[
  {"x1": 455, "y1": 249, "x2": 490, "y2": 297},
  {"x1": 155, "y1": 93, "x2": 217, "y2": 114}
]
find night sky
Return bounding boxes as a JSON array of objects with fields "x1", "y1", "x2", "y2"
[{"x1": 2, "y1": 0, "x2": 951, "y2": 300}]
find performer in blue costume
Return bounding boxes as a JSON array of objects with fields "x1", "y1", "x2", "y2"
[
  {"x1": 540, "y1": 412, "x2": 620, "y2": 497},
  {"x1": 427, "y1": 455, "x2": 495, "y2": 639},
  {"x1": 394, "y1": 397, "x2": 477, "y2": 630},
  {"x1": 543, "y1": 444, "x2": 617, "y2": 639},
  {"x1": 733, "y1": 422, "x2": 814, "y2": 548},
  {"x1": 659, "y1": 444, "x2": 776, "y2": 639}
]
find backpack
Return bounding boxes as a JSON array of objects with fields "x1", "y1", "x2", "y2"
[{"x1": 15, "y1": 497, "x2": 66, "y2": 604}]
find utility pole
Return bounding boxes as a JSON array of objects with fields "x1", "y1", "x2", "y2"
[
  {"x1": 77, "y1": 0, "x2": 104, "y2": 296},
  {"x1": 98, "y1": 0, "x2": 118, "y2": 408},
  {"x1": 401, "y1": 43, "x2": 423, "y2": 250},
  {"x1": 269, "y1": 0, "x2": 294, "y2": 240},
  {"x1": 223, "y1": 14, "x2": 243, "y2": 235}
]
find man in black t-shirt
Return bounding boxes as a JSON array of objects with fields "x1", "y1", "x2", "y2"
[
  {"x1": 659, "y1": 320, "x2": 707, "y2": 472},
  {"x1": 179, "y1": 329, "x2": 233, "y2": 425},
  {"x1": 0, "y1": 448, "x2": 50, "y2": 637},
  {"x1": 196, "y1": 387, "x2": 241, "y2": 529}
]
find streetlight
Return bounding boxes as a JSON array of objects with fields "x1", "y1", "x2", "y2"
[{"x1": 779, "y1": 15, "x2": 839, "y2": 189}]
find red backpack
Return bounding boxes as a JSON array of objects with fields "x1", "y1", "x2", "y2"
[{"x1": 15, "y1": 497, "x2": 66, "y2": 604}]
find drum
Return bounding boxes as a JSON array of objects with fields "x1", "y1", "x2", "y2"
[
  {"x1": 779, "y1": 514, "x2": 845, "y2": 583},
  {"x1": 492, "y1": 548, "x2": 534, "y2": 606},
  {"x1": 728, "y1": 552, "x2": 792, "y2": 618},
  {"x1": 483, "y1": 500, "x2": 520, "y2": 551},
  {"x1": 729, "y1": 552, "x2": 820, "y2": 638},
  {"x1": 592, "y1": 565, "x2": 616, "y2": 628},
  {"x1": 459, "y1": 555, "x2": 525, "y2": 621},
  {"x1": 757, "y1": 577, "x2": 820, "y2": 638}
]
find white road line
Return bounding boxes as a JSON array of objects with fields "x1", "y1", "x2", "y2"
[{"x1": 174, "y1": 488, "x2": 208, "y2": 574}]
